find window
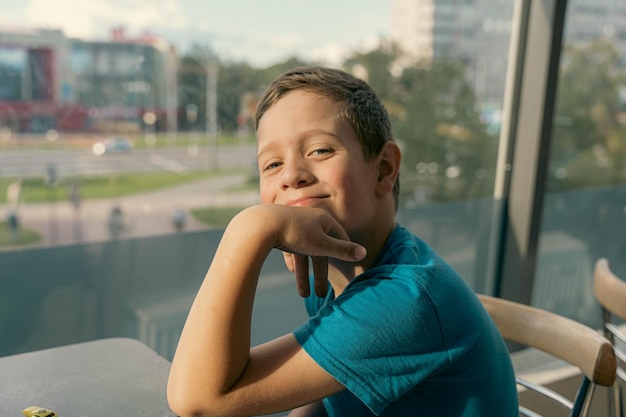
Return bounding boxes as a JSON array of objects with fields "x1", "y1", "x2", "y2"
[
  {"x1": 0, "y1": 0, "x2": 522, "y2": 378},
  {"x1": 536, "y1": 0, "x2": 626, "y2": 327}
]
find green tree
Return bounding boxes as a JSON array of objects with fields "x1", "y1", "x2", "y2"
[
  {"x1": 217, "y1": 61, "x2": 264, "y2": 133},
  {"x1": 258, "y1": 56, "x2": 314, "y2": 86},
  {"x1": 550, "y1": 39, "x2": 626, "y2": 190},
  {"x1": 343, "y1": 41, "x2": 399, "y2": 101},
  {"x1": 178, "y1": 44, "x2": 220, "y2": 132},
  {"x1": 340, "y1": 43, "x2": 495, "y2": 204},
  {"x1": 393, "y1": 58, "x2": 496, "y2": 204},
  {"x1": 179, "y1": 45, "x2": 268, "y2": 135},
  {"x1": 178, "y1": 55, "x2": 207, "y2": 131}
]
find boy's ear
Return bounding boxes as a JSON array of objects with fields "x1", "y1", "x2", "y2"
[{"x1": 375, "y1": 141, "x2": 401, "y2": 196}]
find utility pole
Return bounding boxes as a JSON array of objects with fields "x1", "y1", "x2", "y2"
[{"x1": 191, "y1": 45, "x2": 219, "y2": 169}]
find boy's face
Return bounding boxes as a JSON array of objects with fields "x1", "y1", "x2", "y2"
[{"x1": 256, "y1": 90, "x2": 380, "y2": 240}]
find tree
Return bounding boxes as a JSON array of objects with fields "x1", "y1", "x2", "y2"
[
  {"x1": 178, "y1": 55, "x2": 207, "y2": 131},
  {"x1": 393, "y1": 57, "x2": 496, "y2": 204},
  {"x1": 216, "y1": 61, "x2": 264, "y2": 133},
  {"x1": 550, "y1": 39, "x2": 626, "y2": 190},
  {"x1": 343, "y1": 41, "x2": 399, "y2": 102},
  {"x1": 258, "y1": 56, "x2": 314, "y2": 86},
  {"x1": 179, "y1": 46, "x2": 259, "y2": 135},
  {"x1": 178, "y1": 44, "x2": 220, "y2": 133},
  {"x1": 341, "y1": 43, "x2": 496, "y2": 204}
]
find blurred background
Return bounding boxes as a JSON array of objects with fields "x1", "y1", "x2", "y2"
[{"x1": 0, "y1": 0, "x2": 624, "y2": 381}]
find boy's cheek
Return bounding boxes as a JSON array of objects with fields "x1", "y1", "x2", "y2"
[{"x1": 259, "y1": 186, "x2": 276, "y2": 204}]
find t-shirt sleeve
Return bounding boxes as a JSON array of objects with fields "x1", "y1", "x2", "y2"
[{"x1": 293, "y1": 266, "x2": 465, "y2": 415}]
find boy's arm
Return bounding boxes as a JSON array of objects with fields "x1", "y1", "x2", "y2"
[
  {"x1": 167, "y1": 204, "x2": 365, "y2": 417},
  {"x1": 288, "y1": 400, "x2": 329, "y2": 417}
]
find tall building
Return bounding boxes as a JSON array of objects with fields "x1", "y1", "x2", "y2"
[
  {"x1": 390, "y1": 0, "x2": 512, "y2": 109},
  {"x1": 0, "y1": 28, "x2": 72, "y2": 132},
  {"x1": 391, "y1": 0, "x2": 626, "y2": 113},
  {"x1": 565, "y1": 0, "x2": 626, "y2": 60},
  {"x1": 0, "y1": 27, "x2": 178, "y2": 134},
  {"x1": 391, "y1": 0, "x2": 436, "y2": 63}
]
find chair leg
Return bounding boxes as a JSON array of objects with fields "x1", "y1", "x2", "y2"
[
  {"x1": 609, "y1": 385, "x2": 617, "y2": 417},
  {"x1": 572, "y1": 378, "x2": 594, "y2": 417},
  {"x1": 609, "y1": 381, "x2": 625, "y2": 417},
  {"x1": 617, "y1": 383, "x2": 624, "y2": 417}
]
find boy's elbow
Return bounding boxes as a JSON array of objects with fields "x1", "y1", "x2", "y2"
[
  {"x1": 168, "y1": 395, "x2": 217, "y2": 417},
  {"x1": 168, "y1": 391, "x2": 202, "y2": 417},
  {"x1": 167, "y1": 379, "x2": 210, "y2": 417},
  {"x1": 167, "y1": 381, "x2": 237, "y2": 417}
]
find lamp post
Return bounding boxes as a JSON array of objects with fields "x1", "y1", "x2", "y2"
[
  {"x1": 204, "y1": 60, "x2": 219, "y2": 169},
  {"x1": 189, "y1": 47, "x2": 219, "y2": 169},
  {"x1": 186, "y1": 103, "x2": 199, "y2": 156}
]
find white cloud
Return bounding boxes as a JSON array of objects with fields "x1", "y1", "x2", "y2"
[
  {"x1": 8, "y1": 0, "x2": 389, "y2": 67},
  {"x1": 23, "y1": 0, "x2": 190, "y2": 39},
  {"x1": 24, "y1": 0, "x2": 102, "y2": 37},
  {"x1": 308, "y1": 43, "x2": 350, "y2": 67},
  {"x1": 307, "y1": 35, "x2": 384, "y2": 67}
]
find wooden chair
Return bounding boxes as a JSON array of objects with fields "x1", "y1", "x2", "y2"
[
  {"x1": 478, "y1": 294, "x2": 617, "y2": 417},
  {"x1": 593, "y1": 258, "x2": 626, "y2": 417}
]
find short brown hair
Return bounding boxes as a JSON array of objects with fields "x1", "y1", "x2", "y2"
[{"x1": 255, "y1": 66, "x2": 399, "y2": 205}]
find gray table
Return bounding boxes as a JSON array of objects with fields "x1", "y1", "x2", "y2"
[{"x1": 0, "y1": 338, "x2": 175, "y2": 416}]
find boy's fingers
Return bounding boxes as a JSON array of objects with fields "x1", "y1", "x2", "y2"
[
  {"x1": 327, "y1": 240, "x2": 367, "y2": 262},
  {"x1": 293, "y1": 254, "x2": 311, "y2": 297},
  {"x1": 311, "y1": 256, "x2": 329, "y2": 297},
  {"x1": 282, "y1": 252, "x2": 295, "y2": 273}
]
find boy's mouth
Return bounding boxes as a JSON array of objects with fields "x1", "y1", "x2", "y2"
[{"x1": 286, "y1": 195, "x2": 328, "y2": 207}]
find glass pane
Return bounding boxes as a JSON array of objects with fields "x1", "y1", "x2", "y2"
[
  {"x1": 392, "y1": 0, "x2": 513, "y2": 293},
  {"x1": 536, "y1": 0, "x2": 626, "y2": 328},
  {"x1": 0, "y1": 0, "x2": 513, "y2": 381}
]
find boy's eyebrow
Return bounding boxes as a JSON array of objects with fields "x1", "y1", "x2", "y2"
[{"x1": 256, "y1": 146, "x2": 273, "y2": 162}]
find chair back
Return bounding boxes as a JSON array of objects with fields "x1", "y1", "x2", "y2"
[
  {"x1": 478, "y1": 294, "x2": 616, "y2": 417},
  {"x1": 593, "y1": 258, "x2": 626, "y2": 417}
]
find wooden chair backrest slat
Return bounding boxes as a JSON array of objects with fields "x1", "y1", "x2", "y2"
[
  {"x1": 594, "y1": 258, "x2": 626, "y2": 321},
  {"x1": 478, "y1": 294, "x2": 616, "y2": 387}
]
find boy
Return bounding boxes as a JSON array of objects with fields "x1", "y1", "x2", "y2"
[{"x1": 167, "y1": 66, "x2": 518, "y2": 417}]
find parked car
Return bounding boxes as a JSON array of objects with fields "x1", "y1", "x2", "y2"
[{"x1": 92, "y1": 136, "x2": 133, "y2": 155}]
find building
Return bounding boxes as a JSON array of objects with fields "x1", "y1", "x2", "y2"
[
  {"x1": 390, "y1": 0, "x2": 512, "y2": 132},
  {"x1": 390, "y1": 0, "x2": 626, "y2": 118},
  {"x1": 0, "y1": 28, "x2": 71, "y2": 133},
  {"x1": 0, "y1": 26, "x2": 178, "y2": 135}
]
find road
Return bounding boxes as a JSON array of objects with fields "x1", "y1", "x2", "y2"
[
  {"x1": 3, "y1": 173, "x2": 261, "y2": 247},
  {"x1": 1, "y1": 143, "x2": 261, "y2": 247},
  {"x1": 0, "y1": 144, "x2": 257, "y2": 178}
]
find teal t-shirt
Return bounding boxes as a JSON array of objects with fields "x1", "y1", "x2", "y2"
[{"x1": 293, "y1": 225, "x2": 518, "y2": 416}]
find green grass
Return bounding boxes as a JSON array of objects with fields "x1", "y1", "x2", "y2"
[
  {"x1": 190, "y1": 206, "x2": 248, "y2": 228},
  {"x1": 0, "y1": 169, "x2": 247, "y2": 204},
  {"x1": 0, "y1": 221, "x2": 41, "y2": 247}
]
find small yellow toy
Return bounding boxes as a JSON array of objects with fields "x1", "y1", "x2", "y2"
[{"x1": 21, "y1": 406, "x2": 58, "y2": 417}]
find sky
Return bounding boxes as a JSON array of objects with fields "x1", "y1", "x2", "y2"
[{"x1": 0, "y1": 0, "x2": 391, "y2": 67}]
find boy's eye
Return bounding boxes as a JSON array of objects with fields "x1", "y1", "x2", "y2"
[
  {"x1": 264, "y1": 161, "x2": 282, "y2": 171},
  {"x1": 310, "y1": 148, "x2": 333, "y2": 157}
]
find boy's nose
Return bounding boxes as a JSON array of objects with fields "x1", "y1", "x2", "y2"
[{"x1": 280, "y1": 163, "x2": 315, "y2": 189}]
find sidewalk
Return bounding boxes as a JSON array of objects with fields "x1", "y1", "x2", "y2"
[{"x1": 2, "y1": 174, "x2": 261, "y2": 247}]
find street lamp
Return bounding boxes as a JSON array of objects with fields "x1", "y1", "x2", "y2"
[
  {"x1": 186, "y1": 104, "x2": 200, "y2": 156},
  {"x1": 189, "y1": 46, "x2": 219, "y2": 169},
  {"x1": 143, "y1": 111, "x2": 157, "y2": 146}
]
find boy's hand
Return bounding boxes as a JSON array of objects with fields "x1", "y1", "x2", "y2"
[
  {"x1": 240, "y1": 205, "x2": 366, "y2": 297},
  {"x1": 284, "y1": 252, "x2": 330, "y2": 297}
]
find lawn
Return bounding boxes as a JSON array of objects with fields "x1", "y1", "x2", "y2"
[
  {"x1": 0, "y1": 168, "x2": 249, "y2": 204},
  {"x1": 0, "y1": 163, "x2": 259, "y2": 248},
  {"x1": 0, "y1": 221, "x2": 41, "y2": 247},
  {"x1": 190, "y1": 206, "x2": 248, "y2": 228}
]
